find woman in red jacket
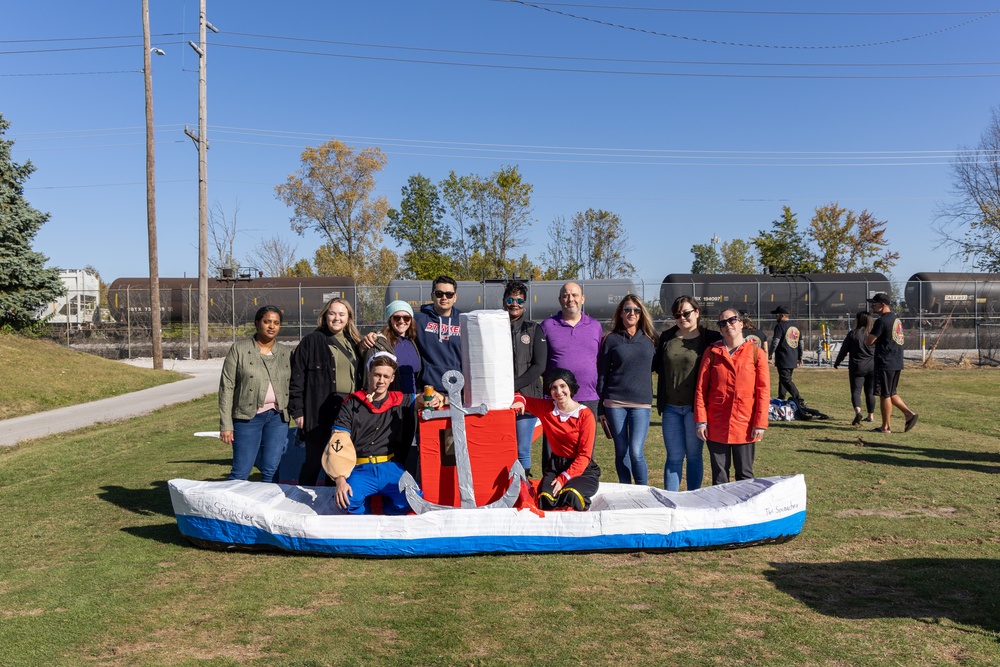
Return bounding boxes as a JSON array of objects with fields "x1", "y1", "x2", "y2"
[
  {"x1": 513, "y1": 368, "x2": 600, "y2": 511},
  {"x1": 694, "y1": 308, "x2": 770, "y2": 485}
]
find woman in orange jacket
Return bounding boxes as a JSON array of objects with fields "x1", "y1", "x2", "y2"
[{"x1": 694, "y1": 308, "x2": 770, "y2": 485}]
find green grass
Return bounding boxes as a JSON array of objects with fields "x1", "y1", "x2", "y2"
[
  {"x1": 0, "y1": 334, "x2": 182, "y2": 418},
  {"x1": 0, "y1": 367, "x2": 998, "y2": 666}
]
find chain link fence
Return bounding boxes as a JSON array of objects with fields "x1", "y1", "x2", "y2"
[{"x1": 37, "y1": 279, "x2": 998, "y2": 364}]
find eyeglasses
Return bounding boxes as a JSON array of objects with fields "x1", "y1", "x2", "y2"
[
  {"x1": 391, "y1": 315, "x2": 411, "y2": 323},
  {"x1": 505, "y1": 297, "x2": 525, "y2": 306},
  {"x1": 433, "y1": 290, "x2": 456, "y2": 299},
  {"x1": 717, "y1": 316, "x2": 740, "y2": 329},
  {"x1": 622, "y1": 307, "x2": 641, "y2": 315},
  {"x1": 673, "y1": 309, "x2": 695, "y2": 320}
]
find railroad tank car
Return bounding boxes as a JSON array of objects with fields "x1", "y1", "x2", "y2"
[
  {"x1": 384, "y1": 279, "x2": 639, "y2": 322},
  {"x1": 904, "y1": 273, "x2": 1000, "y2": 317},
  {"x1": 106, "y1": 276, "x2": 356, "y2": 325},
  {"x1": 660, "y1": 273, "x2": 891, "y2": 321}
]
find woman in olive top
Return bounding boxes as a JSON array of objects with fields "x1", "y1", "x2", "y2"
[
  {"x1": 218, "y1": 305, "x2": 292, "y2": 483},
  {"x1": 653, "y1": 295, "x2": 722, "y2": 491},
  {"x1": 289, "y1": 297, "x2": 363, "y2": 486}
]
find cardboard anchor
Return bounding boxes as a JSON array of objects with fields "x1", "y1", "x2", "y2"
[{"x1": 398, "y1": 370, "x2": 526, "y2": 513}]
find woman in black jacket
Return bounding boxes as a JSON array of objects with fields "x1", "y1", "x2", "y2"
[
  {"x1": 504, "y1": 280, "x2": 547, "y2": 477},
  {"x1": 834, "y1": 311, "x2": 876, "y2": 425},
  {"x1": 289, "y1": 297, "x2": 362, "y2": 486}
]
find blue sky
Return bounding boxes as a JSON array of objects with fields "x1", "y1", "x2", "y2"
[{"x1": 4, "y1": 1, "x2": 1000, "y2": 290}]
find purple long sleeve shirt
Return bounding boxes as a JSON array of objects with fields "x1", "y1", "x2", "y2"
[{"x1": 540, "y1": 312, "x2": 603, "y2": 402}]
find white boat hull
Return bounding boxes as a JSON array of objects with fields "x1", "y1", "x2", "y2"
[{"x1": 168, "y1": 475, "x2": 806, "y2": 557}]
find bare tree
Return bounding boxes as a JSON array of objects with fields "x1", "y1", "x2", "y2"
[
  {"x1": 247, "y1": 235, "x2": 298, "y2": 277},
  {"x1": 936, "y1": 107, "x2": 1000, "y2": 271},
  {"x1": 209, "y1": 200, "x2": 240, "y2": 276}
]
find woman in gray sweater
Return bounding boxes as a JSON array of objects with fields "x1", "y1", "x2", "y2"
[{"x1": 218, "y1": 305, "x2": 292, "y2": 482}]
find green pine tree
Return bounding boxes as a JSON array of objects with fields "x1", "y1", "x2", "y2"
[{"x1": 0, "y1": 113, "x2": 64, "y2": 331}]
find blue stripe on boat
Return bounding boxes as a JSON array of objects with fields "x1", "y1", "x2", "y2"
[{"x1": 176, "y1": 511, "x2": 807, "y2": 557}]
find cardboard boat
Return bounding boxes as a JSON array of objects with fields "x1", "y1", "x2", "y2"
[{"x1": 167, "y1": 474, "x2": 807, "y2": 557}]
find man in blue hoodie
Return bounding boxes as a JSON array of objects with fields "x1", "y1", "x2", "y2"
[{"x1": 413, "y1": 275, "x2": 463, "y2": 393}]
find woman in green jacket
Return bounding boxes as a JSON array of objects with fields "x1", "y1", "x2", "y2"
[{"x1": 218, "y1": 305, "x2": 292, "y2": 482}]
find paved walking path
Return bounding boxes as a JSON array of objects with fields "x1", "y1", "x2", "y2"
[{"x1": 0, "y1": 358, "x2": 223, "y2": 447}]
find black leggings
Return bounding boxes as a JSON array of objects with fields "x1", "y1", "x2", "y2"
[{"x1": 849, "y1": 369, "x2": 875, "y2": 414}]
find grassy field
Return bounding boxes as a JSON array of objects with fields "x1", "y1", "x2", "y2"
[
  {"x1": 0, "y1": 366, "x2": 998, "y2": 666},
  {"x1": 0, "y1": 334, "x2": 183, "y2": 419}
]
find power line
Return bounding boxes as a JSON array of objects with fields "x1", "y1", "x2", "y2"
[
  {"x1": 0, "y1": 32, "x2": 187, "y2": 44},
  {"x1": 222, "y1": 31, "x2": 1000, "y2": 69},
  {"x1": 505, "y1": 0, "x2": 1000, "y2": 49},
  {"x1": 0, "y1": 70, "x2": 139, "y2": 77},
  {"x1": 212, "y1": 42, "x2": 1000, "y2": 79},
  {"x1": 492, "y1": 2, "x2": 1000, "y2": 17}
]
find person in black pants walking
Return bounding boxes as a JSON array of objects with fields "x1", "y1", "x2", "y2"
[
  {"x1": 834, "y1": 311, "x2": 876, "y2": 425},
  {"x1": 769, "y1": 306, "x2": 802, "y2": 402}
]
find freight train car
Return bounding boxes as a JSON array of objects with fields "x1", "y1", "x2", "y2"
[
  {"x1": 904, "y1": 272, "x2": 1000, "y2": 317},
  {"x1": 660, "y1": 273, "x2": 891, "y2": 321},
  {"x1": 107, "y1": 276, "x2": 356, "y2": 325},
  {"x1": 384, "y1": 279, "x2": 639, "y2": 322}
]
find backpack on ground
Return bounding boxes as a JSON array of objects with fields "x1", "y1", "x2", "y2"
[
  {"x1": 792, "y1": 399, "x2": 830, "y2": 421},
  {"x1": 769, "y1": 399, "x2": 797, "y2": 421}
]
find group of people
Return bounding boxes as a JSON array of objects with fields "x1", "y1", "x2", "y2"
[{"x1": 216, "y1": 277, "x2": 917, "y2": 516}]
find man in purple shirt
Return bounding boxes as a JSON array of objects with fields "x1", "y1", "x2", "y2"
[{"x1": 540, "y1": 281, "x2": 603, "y2": 421}]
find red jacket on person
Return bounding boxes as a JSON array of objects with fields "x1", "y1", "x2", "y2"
[{"x1": 694, "y1": 341, "x2": 770, "y2": 444}]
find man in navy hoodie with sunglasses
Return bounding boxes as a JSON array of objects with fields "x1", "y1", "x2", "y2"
[{"x1": 413, "y1": 275, "x2": 464, "y2": 394}]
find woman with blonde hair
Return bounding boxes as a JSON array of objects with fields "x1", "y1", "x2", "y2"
[
  {"x1": 289, "y1": 297, "x2": 362, "y2": 486},
  {"x1": 596, "y1": 294, "x2": 656, "y2": 485}
]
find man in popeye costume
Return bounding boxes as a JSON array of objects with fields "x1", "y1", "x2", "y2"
[{"x1": 330, "y1": 352, "x2": 442, "y2": 514}]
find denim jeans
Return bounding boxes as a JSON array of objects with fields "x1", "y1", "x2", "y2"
[
  {"x1": 343, "y1": 460, "x2": 409, "y2": 515},
  {"x1": 229, "y1": 409, "x2": 288, "y2": 483},
  {"x1": 603, "y1": 406, "x2": 650, "y2": 485},
  {"x1": 662, "y1": 404, "x2": 704, "y2": 491},
  {"x1": 515, "y1": 413, "x2": 539, "y2": 472}
]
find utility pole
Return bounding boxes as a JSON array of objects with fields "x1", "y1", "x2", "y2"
[
  {"x1": 142, "y1": 0, "x2": 163, "y2": 370},
  {"x1": 185, "y1": 0, "x2": 217, "y2": 359}
]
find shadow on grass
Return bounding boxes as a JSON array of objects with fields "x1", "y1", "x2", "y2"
[
  {"x1": 169, "y1": 458, "x2": 231, "y2": 466},
  {"x1": 98, "y1": 481, "x2": 173, "y2": 517},
  {"x1": 766, "y1": 558, "x2": 1000, "y2": 639},
  {"x1": 121, "y1": 523, "x2": 189, "y2": 547},
  {"x1": 798, "y1": 441, "x2": 1000, "y2": 475}
]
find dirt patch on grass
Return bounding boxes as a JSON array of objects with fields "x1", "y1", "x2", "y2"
[
  {"x1": 265, "y1": 592, "x2": 343, "y2": 616},
  {"x1": 835, "y1": 507, "x2": 959, "y2": 518}
]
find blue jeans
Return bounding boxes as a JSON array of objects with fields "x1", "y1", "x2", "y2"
[
  {"x1": 603, "y1": 406, "x2": 650, "y2": 485},
  {"x1": 515, "y1": 414, "x2": 539, "y2": 472},
  {"x1": 229, "y1": 409, "x2": 288, "y2": 483},
  {"x1": 343, "y1": 461, "x2": 410, "y2": 515},
  {"x1": 662, "y1": 404, "x2": 704, "y2": 491}
]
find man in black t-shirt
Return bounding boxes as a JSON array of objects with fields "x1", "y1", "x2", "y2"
[{"x1": 865, "y1": 293, "x2": 918, "y2": 434}]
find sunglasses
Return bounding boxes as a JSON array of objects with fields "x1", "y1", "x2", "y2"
[
  {"x1": 673, "y1": 309, "x2": 696, "y2": 320},
  {"x1": 505, "y1": 297, "x2": 525, "y2": 306},
  {"x1": 391, "y1": 315, "x2": 411, "y2": 323},
  {"x1": 717, "y1": 316, "x2": 740, "y2": 329},
  {"x1": 433, "y1": 290, "x2": 456, "y2": 299},
  {"x1": 622, "y1": 307, "x2": 641, "y2": 314}
]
